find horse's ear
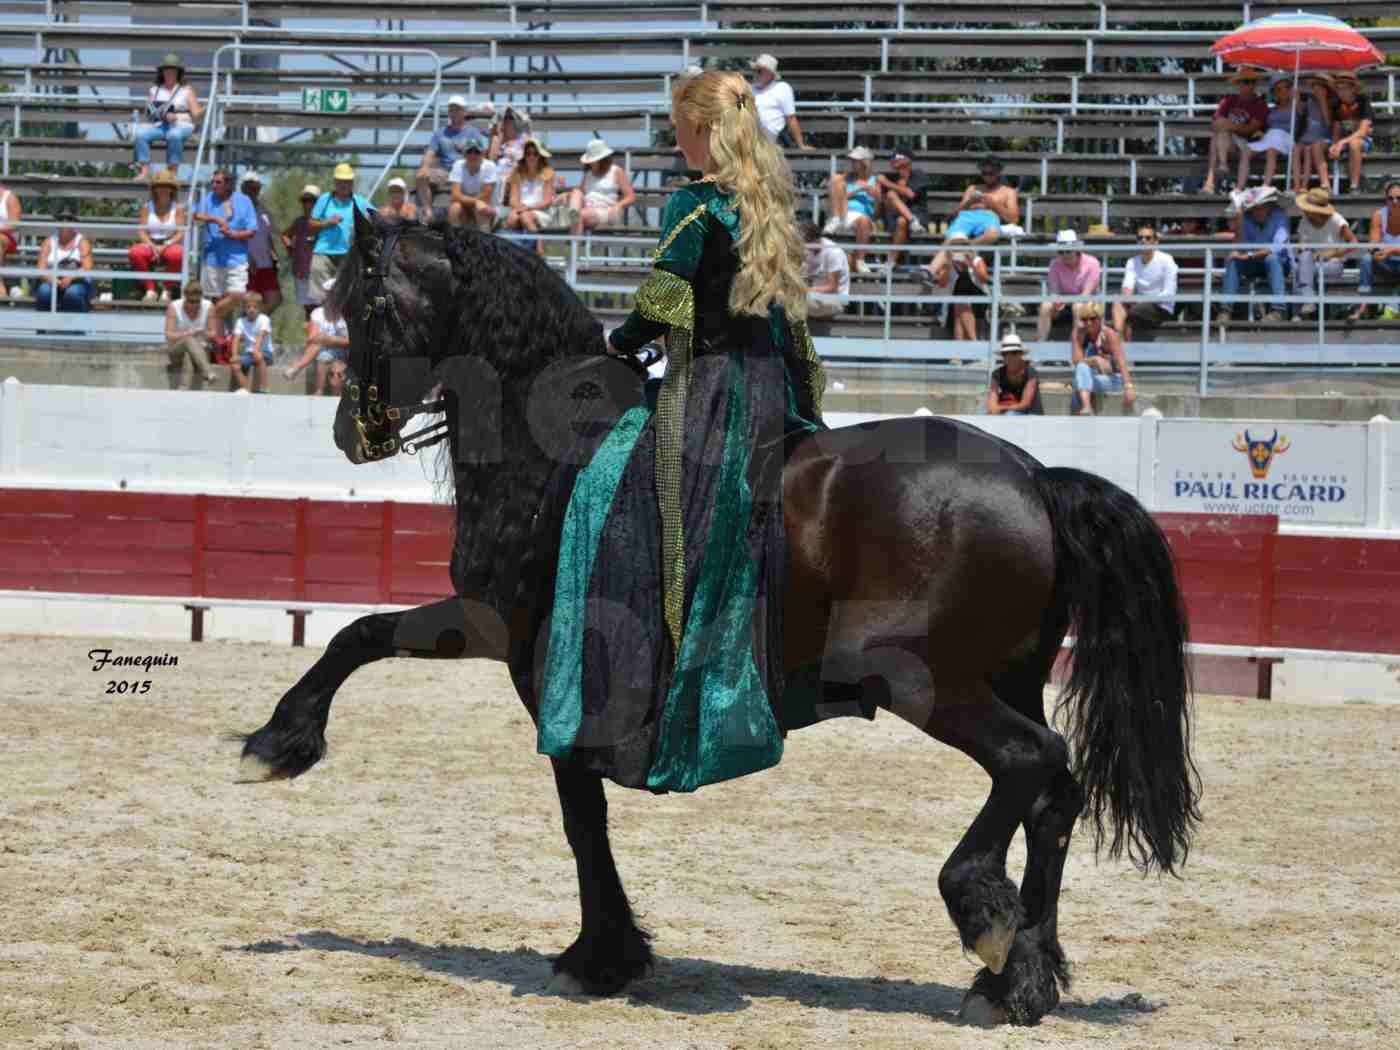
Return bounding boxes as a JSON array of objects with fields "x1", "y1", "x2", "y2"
[{"x1": 353, "y1": 206, "x2": 377, "y2": 261}]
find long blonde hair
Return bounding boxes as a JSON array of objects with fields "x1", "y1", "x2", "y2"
[{"x1": 671, "y1": 71, "x2": 807, "y2": 320}]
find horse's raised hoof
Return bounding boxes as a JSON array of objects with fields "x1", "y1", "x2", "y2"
[
  {"x1": 974, "y1": 921, "x2": 1016, "y2": 975},
  {"x1": 959, "y1": 989, "x2": 1008, "y2": 1027}
]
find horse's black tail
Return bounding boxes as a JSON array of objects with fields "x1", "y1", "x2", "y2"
[{"x1": 1033, "y1": 466, "x2": 1201, "y2": 876}]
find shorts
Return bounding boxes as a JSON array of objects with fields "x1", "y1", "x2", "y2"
[
  {"x1": 807, "y1": 291, "x2": 849, "y2": 319},
  {"x1": 315, "y1": 346, "x2": 348, "y2": 364},
  {"x1": 0, "y1": 231, "x2": 16, "y2": 257},
  {"x1": 883, "y1": 206, "x2": 928, "y2": 234},
  {"x1": 823, "y1": 212, "x2": 873, "y2": 236},
  {"x1": 248, "y1": 264, "x2": 279, "y2": 295},
  {"x1": 946, "y1": 209, "x2": 1001, "y2": 240},
  {"x1": 1247, "y1": 129, "x2": 1293, "y2": 154},
  {"x1": 1338, "y1": 136, "x2": 1373, "y2": 153},
  {"x1": 238, "y1": 345, "x2": 273, "y2": 371},
  {"x1": 1299, "y1": 122, "x2": 1331, "y2": 146},
  {"x1": 1126, "y1": 302, "x2": 1174, "y2": 329},
  {"x1": 201, "y1": 260, "x2": 249, "y2": 296},
  {"x1": 307, "y1": 253, "x2": 343, "y2": 304},
  {"x1": 294, "y1": 276, "x2": 315, "y2": 306}
]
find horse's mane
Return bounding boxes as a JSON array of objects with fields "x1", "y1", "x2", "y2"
[{"x1": 336, "y1": 217, "x2": 625, "y2": 627}]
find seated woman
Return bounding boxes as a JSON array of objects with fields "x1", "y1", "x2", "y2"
[
  {"x1": 379, "y1": 177, "x2": 419, "y2": 222},
  {"x1": 502, "y1": 137, "x2": 556, "y2": 254},
  {"x1": 282, "y1": 302, "x2": 350, "y2": 395},
  {"x1": 1292, "y1": 73, "x2": 1334, "y2": 194},
  {"x1": 1241, "y1": 77, "x2": 1301, "y2": 190},
  {"x1": 822, "y1": 146, "x2": 880, "y2": 273},
  {"x1": 919, "y1": 233, "x2": 988, "y2": 342},
  {"x1": 35, "y1": 213, "x2": 95, "y2": 313},
  {"x1": 133, "y1": 53, "x2": 203, "y2": 181},
  {"x1": 1071, "y1": 303, "x2": 1137, "y2": 416},
  {"x1": 568, "y1": 138, "x2": 637, "y2": 235},
  {"x1": 128, "y1": 168, "x2": 185, "y2": 302}
]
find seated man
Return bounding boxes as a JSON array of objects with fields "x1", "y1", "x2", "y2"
[
  {"x1": 1293, "y1": 187, "x2": 1360, "y2": 319},
  {"x1": 1327, "y1": 72, "x2": 1373, "y2": 195},
  {"x1": 229, "y1": 291, "x2": 274, "y2": 393},
  {"x1": 35, "y1": 212, "x2": 95, "y2": 313},
  {"x1": 801, "y1": 221, "x2": 850, "y2": 320},
  {"x1": 1113, "y1": 224, "x2": 1178, "y2": 341},
  {"x1": 283, "y1": 303, "x2": 350, "y2": 395},
  {"x1": 922, "y1": 155, "x2": 1018, "y2": 282},
  {"x1": 416, "y1": 94, "x2": 482, "y2": 212},
  {"x1": 877, "y1": 146, "x2": 931, "y2": 266},
  {"x1": 1203, "y1": 68, "x2": 1268, "y2": 195},
  {"x1": 986, "y1": 331, "x2": 1042, "y2": 415},
  {"x1": 447, "y1": 136, "x2": 500, "y2": 231},
  {"x1": 1038, "y1": 228, "x2": 1101, "y2": 341},
  {"x1": 1354, "y1": 176, "x2": 1400, "y2": 320},
  {"x1": 164, "y1": 279, "x2": 218, "y2": 390},
  {"x1": 1219, "y1": 186, "x2": 1290, "y2": 323},
  {"x1": 1072, "y1": 304, "x2": 1137, "y2": 416}
]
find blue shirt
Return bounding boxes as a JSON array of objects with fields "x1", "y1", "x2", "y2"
[
  {"x1": 1242, "y1": 207, "x2": 1291, "y2": 264},
  {"x1": 311, "y1": 192, "x2": 375, "y2": 256},
  {"x1": 427, "y1": 122, "x2": 482, "y2": 168},
  {"x1": 199, "y1": 189, "x2": 257, "y2": 266}
]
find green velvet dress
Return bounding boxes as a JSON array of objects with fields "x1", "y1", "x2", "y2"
[{"x1": 536, "y1": 179, "x2": 827, "y2": 792}]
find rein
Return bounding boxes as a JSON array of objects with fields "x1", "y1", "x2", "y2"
[{"x1": 349, "y1": 224, "x2": 449, "y2": 461}]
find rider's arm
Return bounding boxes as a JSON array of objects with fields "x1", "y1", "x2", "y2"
[{"x1": 609, "y1": 186, "x2": 707, "y2": 354}]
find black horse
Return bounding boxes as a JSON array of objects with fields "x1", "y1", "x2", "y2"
[{"x1": 238, "y1": 211, "x2": 1200, "y2": 1026}]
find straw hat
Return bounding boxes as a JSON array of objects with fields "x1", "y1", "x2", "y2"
[
  {"x1": 157, "y1": 52, "x2": 184, "y2": 75},
  {"x1": 1227, "y1": 67, "x2": 1265, "y2": 85},
  {"x1": 521, "y1": 136, "x2": 551, "y2": 160},
  {"x1": 1085, "y1": 223, "x2": 1113, "y2": 238},
  {"x1": 332, "y1": 162, "x2": 355, "y2": 181},
  {"x1": 1295, "y1": 186, "x2": 1336, "y2": 217},
  {"x1": 1307, "y1": 72, "x2": 1335, "y2": 89},
  {"x1": 580, "y1": 138, "x2": 614, "y2": 165},
  {"x1": 150, "y1": 168, "x2": 179, "y2": 190},
  {"x1": 1332, "y1": 71, "x2": 1361, "y2": 88}
]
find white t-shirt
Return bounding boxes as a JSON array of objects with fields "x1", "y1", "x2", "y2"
[
  {"x1": 309, "y1": 306, "x2": 348, "y2": 341},
  {"x1": 806, "y1": 238, "x2": 850, "y2": 297},
  {"x1": 1297, "y1": 212, "x2": 1349, "y2": 248},
  {"x1": 1122, "y1": 250, "x2": 1178, "y2": 314},
  {"x1": 753, "y1": 79, "x2": 796, "y2": 139},
  {"x1": 448, "y1": 157, "x2": 499, "y2": 199},
  {"x1": 235, "y1": 313, "x2": 273, "y2": 353}
]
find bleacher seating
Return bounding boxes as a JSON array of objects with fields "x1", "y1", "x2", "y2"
[{"x1": 0, "y1": 1, "x2": 1395, "y2": 363}]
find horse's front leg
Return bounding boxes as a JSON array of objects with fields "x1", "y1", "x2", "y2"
[
  {"x1": 238, "y1": 597, "x2": 505, "y2": 780},
  {"x1": 548, "y1": 759, "x2": 654, "y2": 995}
]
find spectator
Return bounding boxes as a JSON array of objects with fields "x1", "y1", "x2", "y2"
[
  {"x1": 1292, "y1": 73, "x2": 1335, "y2": 194},
  {"x1": 415, "y1": 94, "x2": 482, "y2": 212},
  {"x1": 1072, "y1": 304, "x2": 1136, "y2": 416},
  {"x1": 282, "y1": 302, "x2": 350, "y2": 394},
  {"x1": 1328, "y1": 72, "x2": 1373, "y2": 193},
  {"x1": 1219, "y1": 186, "x2": 1289, "y2": 323},
  {"x1": 800, "y1": 220, "x2": 850, "y2": 320},
  {"x1": 749, "y1": 53, "x2": 813, "y2": 150},
  {"x1": 1203, "y1": 68, "x2": 1268, "y2": 195},
  {"x1": 240, "y1": 171, "x2": 282, "y2": 316},
  {"x1": 1293, "y1": 186, "x2": 1359, "y2": 319},
  {"x1": 0, "y1": 181, "x2": 19, "y2": 299},
  {"x1": 567, "y1": 138, "x2": 636, "y2": 235},
  {"x1": 502, "y1": 138, "x2": 556, "y2": 252},
  {"x1": 281, "y1": 184, "x2": 319, "y2": 320},
  {"x1": 987, "y1": 331, "x2": 1043, "y2": 415},
  {"x1": 447, "y1": 136, "x2": 500, "y2": 231},
  {"x1": 230, "y1": 291, "x2": 274, "y2": 392},
  {"x1": 164, "y1": 279, "x2": 218, "y2": 389},
  {"x1": 381, "y1": 177, "x2": 419, "y2": 223},
  {"x1": 327, "y1": 357, "x2": 348, "y2": 398},
  {"x1": 34, "y1": 212, "x2": 94, "y2": 313},
  {"x1": 1112, "y1": 223, "x2": 1177, "y2": 340},
  {"x1": 191, "y1": 168, "x2": 256, "y2": 313},
  {"x1": 1241, "y1": 77, "x2": 1301, "y2": 190},
  {"x1": 1355, "y1": 176, "x2": 1400, "y2": 321},
  {"x1": 1038, "y1": 228, "x2": 1102, "y2": 341},
  {"x1": 922, "y1": 233, "x2": 988, "y2": 342},
  {"x1": 133, "y1": 53, "x2": 203, "y2": 182},
  {"x1": 921, "y1": 155, "x2": 1019, "y2": 284},
  {"x1": 306, "y1": 164, "x2": 374, "y2": 306},
  {"x1": 877, "y1": 146, "x2": 932, "y2": 266},
  {"x1": 128, "y1": 168, "x2": 184, "y2": 303},
  {"x1": 823, "y1": 147, "x2": 879, "y2": 273},
  {"x1": 487, "y1": 105, "x2": 531, "y2": 205}
]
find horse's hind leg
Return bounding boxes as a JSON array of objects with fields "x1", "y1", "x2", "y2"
[{"x1": 549, "y1": 759, "x2": 654, "y2": 995}]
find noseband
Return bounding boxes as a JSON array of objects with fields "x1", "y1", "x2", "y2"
[{"x1": 350, "y1": 224, "x2": 450, "y2": 461}]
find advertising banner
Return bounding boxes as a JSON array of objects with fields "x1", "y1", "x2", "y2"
[{"x1": 1155, "y1": 420, "x2": 1367, "y2": 524}]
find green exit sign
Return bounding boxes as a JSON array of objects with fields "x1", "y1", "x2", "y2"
[{"x1": 301, "y1": 87, "x2": 350, "y2": 113}]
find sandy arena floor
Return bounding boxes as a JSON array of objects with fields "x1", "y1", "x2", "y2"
[{"x1": 3, "y1": 634, "x2": 1398, "y2": 1049}]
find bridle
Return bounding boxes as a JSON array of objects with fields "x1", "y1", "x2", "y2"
[{"x1": 349, "y1": 222, "x2": 451, "y2": 462}]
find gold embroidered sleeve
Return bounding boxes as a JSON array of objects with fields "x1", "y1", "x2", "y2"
[{"x1": 789, "y1": 318, "x2": 827, "y2": 419}]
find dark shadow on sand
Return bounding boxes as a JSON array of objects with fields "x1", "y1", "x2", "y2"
[{"x1": 234, "y1": 931, "x2": 1142, "y2": 1028}]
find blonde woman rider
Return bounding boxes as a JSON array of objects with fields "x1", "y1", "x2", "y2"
[{"x1": 538, "y1": 70, "x2": 828, "y2": 793}]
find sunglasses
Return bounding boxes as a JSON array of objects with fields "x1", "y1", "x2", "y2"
[
  {"x1": 1138, "y1": 237, "x2": 1158, "y2": 244},
  {"x1": 1388, "y1": 194, "x2": 1400, "y2": 202},
  {"x1": 1057, "y1": 249, "x2": 1078, "y2": 257}
]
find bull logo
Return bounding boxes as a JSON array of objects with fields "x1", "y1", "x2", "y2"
[{"x1": 1232, "y1": 428, "x2": 1290, "y2": 479}]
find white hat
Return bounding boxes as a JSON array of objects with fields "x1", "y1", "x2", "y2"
[
  {"x1": 580, "y1": 138, "x2": 614, "y2": 165},
  {"x1": 387, "y1": 177, "x2": 407, "y2": 191},
  {"x1": 1055, "y1": 228, "x2": 1082, "y2": 247},
  {"x1": 680, "y1": 63, "x2": 704, "y2": 78},
  {"x1": 446, "y1": 94, "x2": 468, "y2": 109},
  {"x1": 239, "y1": 170, "x2": 262, "y2": 185},
  {"x1": 751, "y1": 53, "x2": 779, "y2": 76},
  {"x1": 847, "y1": 146, "x2": 873, "y2": 162},
  {"x1": 300, "y1": 183, "x2": 320, "y2": 199},
  {"x1": 998, "y1": 331, "x2": 1027, "y2": 355}
]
